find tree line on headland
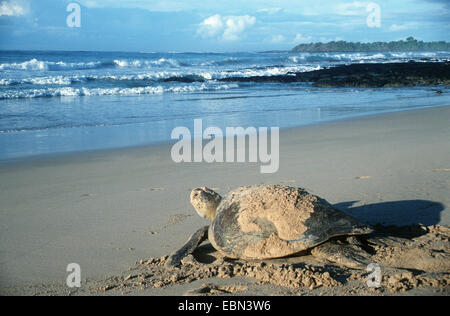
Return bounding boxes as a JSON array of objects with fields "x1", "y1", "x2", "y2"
[{"x1": 292, "y1": 37, "x2": 450, "y2": 52}]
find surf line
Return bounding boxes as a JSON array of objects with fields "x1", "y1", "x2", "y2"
[{"x1": 171, "y1": 119, "x2": 279, "y2": 174}]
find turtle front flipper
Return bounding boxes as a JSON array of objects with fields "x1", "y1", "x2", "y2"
[
  {"x1": 165, "y1": 226, "x2": 209, "y2": 267},
  {"x1": 310, "y1": 240, "x2": 371, "y2": 270}
]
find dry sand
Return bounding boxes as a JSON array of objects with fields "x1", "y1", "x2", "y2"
[{"x1": 0, "y1": 106, "x2": 449, "y2": 296}]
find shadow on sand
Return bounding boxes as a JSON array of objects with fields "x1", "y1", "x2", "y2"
[
  {"x1": 335, "y1": 199, "x2": 444, "y2": 239},
  {"x1": 335, "y1": 199, "x2": 444, "y2": 226}
]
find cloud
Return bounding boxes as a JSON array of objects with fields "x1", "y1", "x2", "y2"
[
  {"x1": 197, "y1": 14, "x2": 224, "y2": 37},
  {"x1": 270, "y1": 34, "x2": 286, "y2": 43},
  {"x1": 389, "y1": 24, "x2": 408, "y2": 31},
  {"x1": 78, "y1": 0, "x2": 191, "y2": 12},
  {"x1": 222, "y1": 15, "x2": 256, "y2": 41},
  {"x1": 334, "y1": 1, "x2": 369, "y2": 16},
  {"x1": 389, "y1": 23, "x2": 418, "y2": 32},
  {"x1": 197, "y1": 14, "x2": 256, "y2": 41},
  {"x1": 257, "y1": 7, "x2": 282, "y2": 14},
  {"x1": 292, "y1": 33, "x2": 313, "y2": 44},
  {"x1": 0, "y1": 0, "x2": 27, "y2": 16}
]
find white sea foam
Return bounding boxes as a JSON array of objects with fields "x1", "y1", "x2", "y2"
[
  {"x1": 0, "y1": 59, "x2": 48, "y2": 71},
  {"x1": 113, "y1": 58, "x2": 180, "y2": 68},
  {"x1": 0, "y1": 83, "x2": 238, "y2": 99},
  {"x1": 0, "y1": 72, "x2": 186, "y2": 86},
  {"x1": 289, "y1": 56, "x2": 306, "y2": 63},
  {"x1": 215, "y1": 65, "x2": 322, "y2": 78},
  {"x1": 354, "y1": 53, "x2": 386, "y2": 60},
  {"x1": 0, "y1": 58, "x2": 181, "y2": 72},
  {"x1": 0, "y1": 59, "x2": 109, "y2": 71},
  {"x1": 0, "y1": 76, "x2": 74, "y2": 86}
]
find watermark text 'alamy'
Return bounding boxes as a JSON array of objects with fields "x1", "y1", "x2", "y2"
[{"x1": 171, "y1": 119, "x2": 279, "y2": 174}]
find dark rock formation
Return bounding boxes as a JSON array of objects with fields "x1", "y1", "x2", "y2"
[{"x1": 219, "y1": 62, "x2": 450, "y2": 88}]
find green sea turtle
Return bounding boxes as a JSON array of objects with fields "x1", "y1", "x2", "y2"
[{"x1": 166, "y1": 185, "x2": 374, "y2": 269}]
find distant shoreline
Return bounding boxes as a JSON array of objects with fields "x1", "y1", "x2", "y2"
[{"x1": 291, "y1": 37, "x2": 450, "y2": 53}]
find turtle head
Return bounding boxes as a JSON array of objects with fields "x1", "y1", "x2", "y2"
[{"x1": 190, "y1": 187, "x2": 222, "y2": 221}]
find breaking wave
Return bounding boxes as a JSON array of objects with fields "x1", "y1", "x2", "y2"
[
  {"x1": 0, "y1": 58, "x2": 183, "y2": 72},
  {"x1": 0, "y1": 83, "x2": 239, "y2": 99},
  {"x1": 0, "y1": 64, "x2": 320, "y2": 88}
]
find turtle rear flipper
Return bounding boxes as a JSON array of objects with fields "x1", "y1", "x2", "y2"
[
  {"x1": 310, "y1": 240, "x2": 371, "y2": 270},
  {"x1": 166, "y1": 226, "x2": 209, "y2": 267}
]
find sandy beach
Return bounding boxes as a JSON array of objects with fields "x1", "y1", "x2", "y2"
[{"x1": 0, "y1": 105, "x2": 449, "y2": 296}]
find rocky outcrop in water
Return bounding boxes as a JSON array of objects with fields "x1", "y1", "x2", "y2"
[{"x1": 219, "y1": 62, "x2": 450, "y2": 88}]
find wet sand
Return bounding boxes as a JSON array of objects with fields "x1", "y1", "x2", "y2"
[{"x1": 0, "y1": 105, "x2": 449, "y2": 295}]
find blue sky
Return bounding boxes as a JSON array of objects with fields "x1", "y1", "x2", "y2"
[{"x1": 0, "y1": 0, "x2": 449, "y2": 52}]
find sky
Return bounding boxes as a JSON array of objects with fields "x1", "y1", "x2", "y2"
[{"x1": 0, "y1": 0, "x2": 449, "y2": 52}]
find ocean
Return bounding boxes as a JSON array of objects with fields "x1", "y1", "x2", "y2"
[{"x1": 0, "y1": 50, "x2": 449, "y2": 160}]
